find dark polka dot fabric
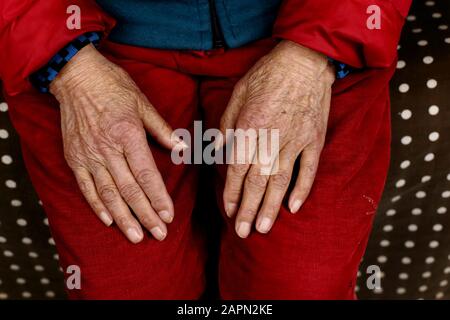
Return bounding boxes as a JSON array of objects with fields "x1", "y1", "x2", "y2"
[{"x1": 0, "y1": 0, "x2": 449, "y2": 300}]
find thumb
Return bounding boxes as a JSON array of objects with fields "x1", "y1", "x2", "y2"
[{"x1": 140, "y1": 103, "x2": 186, "y2": 151}]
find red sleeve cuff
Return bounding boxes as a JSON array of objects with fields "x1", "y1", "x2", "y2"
[
  {"x1": 0, "y1": 0, "x2": 116, "y2": 96},
  {"x1": 273, "y1": 0, "x2": 411, "y2": 69}
]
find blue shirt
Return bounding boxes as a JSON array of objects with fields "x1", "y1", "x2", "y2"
[{"x1": 95, "y1": 0, "x2": 282, "y2": 49}]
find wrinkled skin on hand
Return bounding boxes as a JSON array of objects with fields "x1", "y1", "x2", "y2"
[
  {"x1": 220, "y1": 40, "x2": 336, "y2": 238},
  {"x1": 51, "y1": 44, "x2": 183, "y2": 244}
]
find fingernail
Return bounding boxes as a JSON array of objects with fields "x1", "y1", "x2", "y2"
[
  {"x1": 99, "y1": 211, "x2": 113, "y2": 226},
  {"x1": 226, "y1": 203, "x2": 237, "y2": 217},
  {"x1": 258, "y1": 217, "x2": 273, "y2": 234},
  {"x1": 236, "y1": 222, "x2": 251, "y2": 238},
  {"x1": 151, "y1": 226, "x2": 167, "y2": 241},
  {"x1": 126, "y1": 228, "x2": 143, "y2": 244},
  {"x1": 290, "y1": 199, "x2": 302, "y2": 214},
  {"x1": 159, "y1": 210, "x2": 173, "y2": 223}
]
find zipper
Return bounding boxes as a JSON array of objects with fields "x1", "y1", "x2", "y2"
[{"x1": 208, "y1": 0, "x2": 225, "y2": 48}]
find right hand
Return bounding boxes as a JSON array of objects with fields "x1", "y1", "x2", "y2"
[{"x1": 50, "y1": 44, "x2": 182, "y2": 244}]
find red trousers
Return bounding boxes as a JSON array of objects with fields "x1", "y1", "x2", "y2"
[{"x1": 5, "y1": 39, "x2": 395, "y2": 299}]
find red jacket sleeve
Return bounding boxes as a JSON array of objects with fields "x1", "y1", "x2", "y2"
[
  {"x1": 0, "y1": 0, "x2": 115, "y2": 96},
  {"x1": 273, "y1": 0, "x2": 412, "y2": 68}
]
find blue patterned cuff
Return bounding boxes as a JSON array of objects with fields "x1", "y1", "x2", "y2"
[
  {"x1": 30, "y1": 32, "x2": 102, "y2": 93},
  {"x1": 328, "y1": 58, "x2": 352, "y2": 79}
]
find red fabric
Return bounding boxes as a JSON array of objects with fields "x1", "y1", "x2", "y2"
[
  {"x1": 274, "y1": 0, "x2": 412, "y2": 68},
  {"x1": 4, "y1": 38, "x2": 395, "y2": 299},
  {"x1": 0, "y1": 0, "x2": 115, "y2": 96}
]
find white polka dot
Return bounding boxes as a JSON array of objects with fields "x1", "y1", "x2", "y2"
[
  {"x1": 428, "y1": 105, "x2": 439, "y2": 115},
  {"x1": 0, "y1": 236, "x2": 6, "y2": 243},
  {"x1": 421, "y1": 175, "x2": 431, "y2": 183},
  {"x1": 428, "y1": 131, "x2": 439, "y2": 141},
  {"x1": 11, "y1": 199, "x2": 22, "y2": 207},
  {"x1": 427, "y1": 79, "x2": 438, "y2": 88},
  {"x1": 396, "y1": 287, "x2": 406, "y2": 295},
  {"x1": 0, "y1": 102, "x2": 8, "y2": 112},
  {"x1": 424, "y1": 153, "x2": 435, "y2": 162},
  {"x1": 442, "y1": 191, "x2": 450, "y2": 198},
  {"x1": 432, "y1": 12, "x2": 442, "y2": 18},
  {"x1": 386, "y1": 209, "x2": 396, "y2": 216},
  {"x1": 391, "y1": 195, "x2": 401, "y2": 202},
  {"x1": 401, "y1": 136, "x2": 412, "y2": 145},
  {"x1": 40, "y1": 278, "x2": 50, "y2": 285},
  {"x1": 395, "y1": 179, "x2": 406, "y2": 188},
  {"x1": 22, "y1": 237, "x2": 32, "y2": 245},
  {"x1": 423, "y1": 56, "x2": 434, "y2": 64},
  {"x1": 405, "y1": 240, "x2": 415, "y2": 248},
  {"x1": 415, "y1": 191, "x2": 426, "y2": 199},
  {"x1": 28, "y1": 252, "x2": 38, "y2": 259},
  {"x1": 0, "y1": 129, "x2": 8, "y2": 139},
  {"x1": 407, "y1": 15, "x2": 416, "y2": 21},
  {"x1": 419, "y1": 285, "x2": 428, "y2": 292},
  {"x1": 16, "y1": 278, "x2": 26, "y2": 285},
  {"x1": 400, "y1": 109, "x2": 412, "y2": 120},
  {"x1": 0, "y1": 293, "x2": 8, "y2": 300},
  {"x1": 383, "y1": 224, "x2": 394, "y2": 232},
  {"x1": 445, "y1": 38, "x2": 450, "y2": 44},
  {"x1": 438, "y1": 24, "x2": 448, "y2": 30},
  {"x1": 425, "y1": 1, "x2": 435, "y2": 6},
  {"x1": 412, "y1": 28, "x2": 422, "y2": 33},
  {"x1": 399, "y1": 273, "x2": 409, "y2": 280},
  {"x1": 399, "y1": 83, "x2": 410, "y2": 93},
  {"x1": 377, "y1": 255, "x2": 388, "y2": 263},
  {"x1": 422, "y1": 271, "x2": 432, "y2": 278},
  {"x1": 429, "y1": 240, "x2": 439, "y2": 248},
  {"x1": 1, "y1": 155, "x2": 12, "y2": 165},
  {"x1": 10, "y1": 264, "x2": 20, "y2": 271},
  {"x1": 400, "y1": 160, "x2": 411, "y2": 169},
  {"x1": 22, "y1": 291, "x2": 32, "y2": 299},
  {"x1": 380, "y1": 240, "x2": 390, "y2": 247},
  {"x1": 16, "y1": 218, "x2": 27, "y2": 227},
  {"x1": 433, "y1": 224, "x2": 443, "y2": 232},
  {"x1": 412, "y1": 208, "x2": 422, "y2": 216},
  {"x1": 45, "y1": 291, "x2": 56, "y2": 298},
  {"x1": 408, "y1": 224, "x2": 418, "y2": 232},
  {"x1": 425, "y1": 256, "x2": 435, "y2": 264},
  {"x1": 440, "y1": 280, "x2": 448, "y2": 287},
  {"x1": 437, "y1": 207, "x2": 447, "y2": 214},
  {"x1": 397, "y1": 60, "x2": 406, "y2": 69},
  {"x1": 436, "y1": 292, "x2": 445, "y2": 299},
  {"x1": 447, "y1": 173, "x2": 450, "y2": 181},
  {"x1": 402, "y1": 257, "x2": 412, "y2": 264},
  {"x1": 5, "y1": 179, "x2": 16, "y2": 188},
  {"x1": 34, "y1": 265, "x2": 45, "y2": 272},
  {"x1": 444, "y1": 267, "x2": 450, "y2": 274},
  {"x1": 3, "y1": 250, "x2": 13, "y2": 257},
  {"x1": 417, "y1": 40, "x2": 428, "y2": 46}
]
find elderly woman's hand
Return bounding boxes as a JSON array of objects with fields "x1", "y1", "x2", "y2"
[
  {"x1": 50, "y1": 44, "x2": 181, "y2": 243},
  {"x1": 220, "y1": 40, "x2": 335, "y2": 238}
]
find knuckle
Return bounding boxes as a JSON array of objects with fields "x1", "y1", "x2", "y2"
[
  {"x1": 99, "y1": 185, "x2": 118, "y2": 204},
  {"x1": 135, "y1": 169, "x2": 157, "y2": 187},
  {"x1": 138, "y1": 214, "x2": 157, "y2": 228},
  {"x1": 115, "y1": 215, "x2": 131, "y2": 228},
  {"x1": 271, "y1": 171, "x2": 290, "y2": 189},
  {"x1": 78, "y1": 180, "x2": 91, "y2": 196},
  {"x1": 246, "y1": 173, "x2": 268, "y2": 190},
  {"x1": 119, "y1": 183, "x2": 143, "y2": 203},
  {"x1": 150, "y1": 194, "x2": 168, "y2": 210},
  {"x1": 229, "y1": 164, "x2": 249, "y2": 177}
]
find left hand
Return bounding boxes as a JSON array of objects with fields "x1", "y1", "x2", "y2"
[{"x1": 220, "y1": 40, "x2": 335, "y2": 238}]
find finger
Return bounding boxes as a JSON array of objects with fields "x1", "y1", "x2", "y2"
[
  {"x1": 139, "y1": 100, "x2": 186, "y2": 151},
  {"x1": 255, "y1": 151, "x2": 294, "y2": 234},
  {"x1": 223, "y1": 128, "x2": 257, "y2": 218},
  {"x1": 105, "y1": 152, "x2": 168, "y2": 241},
  {"x1": 234, "y1": 162, "x2": 271, "y2": 238},
  {"x1": 217, "y1": 80, "x2": 246, "y2": 149},
  {"x1": 73, "y1": 167, "x2": 113, "y2": 227},
  {"x1": 288, "y1": 145, "x2": 321, "y2": 214},
  {"x1": 93, "y1": 166, "x2": 144, "y2": 244},
  {"x1": 124, "y1": 132, "x2": 174, "y2": 224}
]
